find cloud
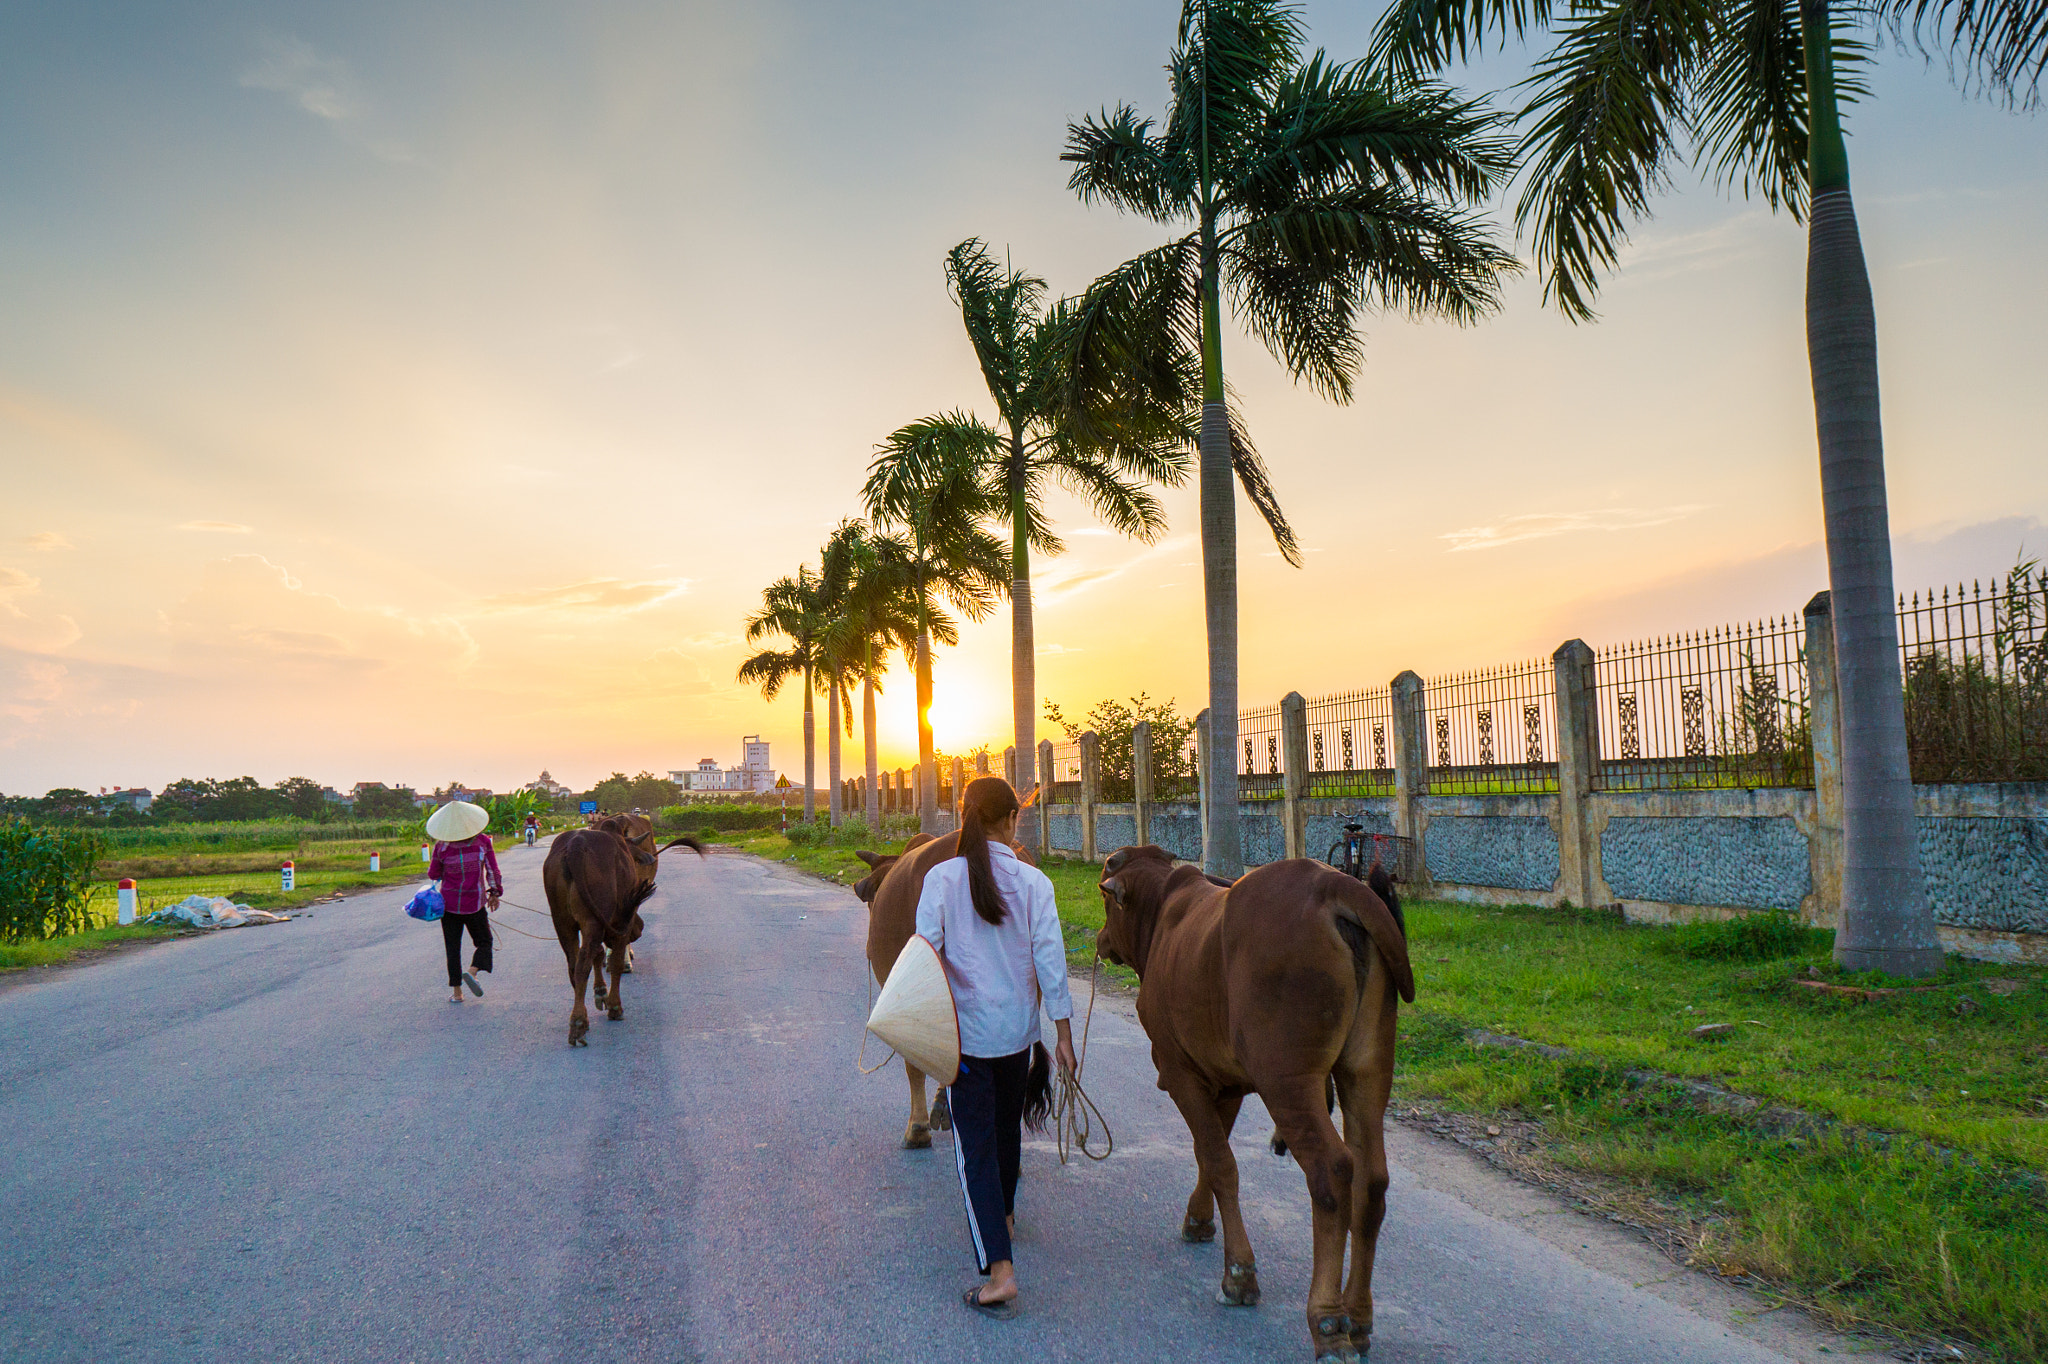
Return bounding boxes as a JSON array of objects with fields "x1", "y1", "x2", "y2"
[
  {"x1": 477, "y1": 578, "x2": 693, "y2": 614},
  {"x1": 240, "y1": 35, "x2": 364, "y2": 122},
  {"x1": 162, "y1": 555, "x2": 473, "y2": 678},
  {"x1": 25, "y1": 532, "x2": 72, "y2": 552},
  {"x1": 1441, "y1": 505, "x2": 1709, "y2": 553},
  {"x1": 0, "y1": 566, "x2": 82, "y2": 653},
  {"x1": 178, "y1": 520, "x2": 253, "y2": 534},
  {"x1": 685, "y1": 630, "x2": 745, "y2": 649},
  {"x1": 1039, "y1": 535, "x2": 1194, "y2": 601}
]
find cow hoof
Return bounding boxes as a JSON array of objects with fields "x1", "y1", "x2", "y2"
[
  {"x1": 569, "y1": 1018, "x2": 590, "y2": 1047},
  {"x1": 1312, "y1": 1314, "x2": 1356, "y2": 1359},
  {"x1": 607, "y1": 1004, "x2": 624, "y2": 1022},
  {"x1": 902, "y1": 1122, "x2": 932, "y2": 1150},
  {"x1": 1181, "y1": 1216, "x2": 1217, "y2": 1243},
  {"x1": 1217, "y1": 1262, "x2": 1260, "y2": 1306},
  {"x1": 930, "y1": 1093, "x2": 952, "y2": 1132},
  {"x1": 569, "y1": 1035, "x2": 589, "y2": 1048}
]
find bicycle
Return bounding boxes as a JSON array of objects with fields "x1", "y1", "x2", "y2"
[{"x1": 1326, "y1": 822, "x2": 1372, "y2": 880}]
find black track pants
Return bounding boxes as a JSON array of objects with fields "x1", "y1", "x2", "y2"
[
  {"x1": 947, "y1": 1048, "x2": 1031, "y2": 1272},
  {"x1": 441, "y1": 912, "x2": 493, "y2": 987}
]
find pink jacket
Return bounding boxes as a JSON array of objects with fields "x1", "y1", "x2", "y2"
[{"x1": 428, "y1": 835, "x2": 502, "y2": 915}]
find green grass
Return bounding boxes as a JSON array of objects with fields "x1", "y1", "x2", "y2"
[
  {"x1": 0, "y1": 922, "x2": 177, "y2": 970},
  {"x1": 1391, "y1": 899, "x2": 2048, "y2": 1360},
  {"x1": 85, "y1": 835, "x2": 531, "y2": 917}
]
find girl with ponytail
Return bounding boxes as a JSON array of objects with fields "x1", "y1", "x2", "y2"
[{"x1": 914, "y1": 776, "x2": 1076, "y2": 1318}]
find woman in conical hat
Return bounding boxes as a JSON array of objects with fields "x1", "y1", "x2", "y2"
[
  {"x1": 914, "y1": 776, "x2": 1076, "y2": 1318},
  {"x1": 426, "y1": 800, "x2": 501, "y2": 1004}
]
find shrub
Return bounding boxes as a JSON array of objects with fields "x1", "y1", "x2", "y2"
[
  {"x1": 656, "y1": 805, "x2": 784, "y2": 833},
  {"x1": 1659, "y1": 910, "x2": 1831, "y2": 962},
  {"x1": 1, "y1": 818, "x2": 105, "y2": 943}
]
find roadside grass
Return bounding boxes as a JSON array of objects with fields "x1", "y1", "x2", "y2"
[
  {"x1": 1391, "y1": 899, "x2": 2048, "y2": 1361},
  {"x1": 0, "y1": 922, "x2": 177, "y2": 970},
  {"x1": 83, "y1": 836, "x2": 533, "y2": 918}
]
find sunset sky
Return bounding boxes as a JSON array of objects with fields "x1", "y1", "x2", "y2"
[{"x1": 3, "y1": 0, "x2": 2044, "y2": 798}]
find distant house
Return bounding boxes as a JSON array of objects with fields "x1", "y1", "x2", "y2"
[
  {"x1": 100, "y1": 787, "x2": 153, "y2": 813},
  {"x1": 319, "y1": 786, "x2": 354, "y2": 810},
  {"x1": 522, "y1": 770, "x2": 574, "y2": 799},
  {"x1": 669, "y1": 736, "x2": 775, "y2": 793}
]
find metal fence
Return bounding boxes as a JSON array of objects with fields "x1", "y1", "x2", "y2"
[
  {"x1": 1423, "y1": 660, "x2": 1559, "y2": 794},
  {"x1": 1045, "y1": 739, "x2": 1084, "y2": 804},
  {"x1": 1154, "y1": 727, "x2": 1203, "y2": 802},
  {"x1": 1304, "y1": 687, "x2": 1395, "y2": 797},
  {"x1": 1900, "y1": 571, "x2": 2048, "y2": 783},
  {"x1": 1236, "y1": 704, "x2": 1284, "y2": 802},
  {"x1": 1594, "y1": 616, "x2": 1810, "y2": 790}
]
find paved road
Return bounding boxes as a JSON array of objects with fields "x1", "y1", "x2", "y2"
[{"x1": 1, "y1": 845, "x2": 1851, "y2": 1363}]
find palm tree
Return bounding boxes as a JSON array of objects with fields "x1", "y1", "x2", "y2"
[
  {"x1": 1063, "y1": 0, "x2": 1519, "y2": 875},
  {"x1": 1364, "y1": 0, "x2": 2028, "y2": 975},
  {"x1": 737, "y1": 566, "x2": 826, "y2": 822},
  {"x1": 821, "y1": 520, "x2": 924, "y2": 831},
  {"x1": 931, "y1": 238, "x2": 1196, "y2": 847},
  {"x1": 863, "y1": 416, "x2": 1013, "y2": 833}
]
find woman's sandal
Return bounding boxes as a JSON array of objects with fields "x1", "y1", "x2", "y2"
[
  {"x1": 462, "y1": 972, "x2": 484, "y2": 997},
  {"x1": 962, "y1": 1285, "x2": 1016, "y2": 1320}
]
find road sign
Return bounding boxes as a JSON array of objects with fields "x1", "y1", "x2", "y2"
[
  {"x1": 579, "y1": 800, "x2": 597, "y2": 815},
  {"x1": 775, "y1": 775, "x2": 791, "y2": 789}
]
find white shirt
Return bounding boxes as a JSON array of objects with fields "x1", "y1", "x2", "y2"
[{"x1": 914, "y1": 841, "x2": 1074, "y2": 1059}]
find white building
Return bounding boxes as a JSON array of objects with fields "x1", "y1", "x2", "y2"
[{"x1": 671, "y1": 736, "x2": 774, "y2": 793}]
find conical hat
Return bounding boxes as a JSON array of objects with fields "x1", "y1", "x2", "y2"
[
  {"x1": 866, "y1": 935, "x2": 960, "y2": 1086},
  {"x1": 426, "y1": 801, "x2": 490, "y2": 842}
]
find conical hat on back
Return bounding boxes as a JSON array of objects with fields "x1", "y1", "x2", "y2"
[
  {"x1": 426, "y1": 801, "x2": 490, "y2": 842},
  {"x1": 866, "y1": 935, "x2": 960, "y2": 1086}
]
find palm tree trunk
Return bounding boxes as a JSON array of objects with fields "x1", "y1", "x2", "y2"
[
  {"x1": 916, "y1": 628, "x2": 937, "y2": 834},
  {"x1": 1009, "y1": 437, "x2": 1039, "y2": 849},
  {"x1": 802, "y1": 663, "x2": 817, "y2": 823},
  {"x1": 827, "y1": 678, "x2": 844, "y2": 826},
  {"x1": 864, "y1": 630, "x2": 880, "y2": 823},
  {"x1": 1803, "y1": 0, "x2": 1942, "y2": 976},
  {"x1": 1197, "y1": 216, "x2": 1242, "y2": 877}
]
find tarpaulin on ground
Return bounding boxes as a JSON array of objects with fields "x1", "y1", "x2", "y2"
[{"x1": 141, "y1": 896, "x2": 292, "y2": 930}]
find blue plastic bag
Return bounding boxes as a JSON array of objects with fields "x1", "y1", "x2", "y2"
[{"x1": 404, "y1": 884, "x2": 445, "y2": 922}]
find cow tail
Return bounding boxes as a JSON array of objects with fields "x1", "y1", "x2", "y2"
[
  {"x1": 655, "y1": 835, "x2": 708, "y2": 858},
  {"x1": 1330, "y1": 874, "x2": 1416, "y2": 1006},
  {"x1": 1021, "y1": 1042, "x2": 1053, "y2": 1133}
]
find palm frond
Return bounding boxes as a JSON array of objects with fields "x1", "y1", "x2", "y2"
[
  {"x1": 1692, "y1": 0, "x2": 1831, "y2": 215},
  {"x1": 1512, "y1": 0, "x2": 1718, "y2": 320},
  {"x1": 1229, "y1": 412, "x2": 1302, "y2": 567},
  {"x1": 1170, "y1": 0, "x2": 1310, "y2": 171},
  {"x1": 737, "y1": 647, "x2": 801, "y2": 700},
  {"x1": 1879, "y1": 0, "x2": 2048, "y2": 107},
  {"x1": 1040, "y1": 452, "x2": 1172, "y2": 543},
  {"x1": 1371, "y1": 0, "x2": 1561, "y2": 79},
  {"x1": 947, "y1": 240, "x2": 1046, "y2": 426},
  {"x1": 1062, "y1": 105, "x2": 1191, "y2": 220}
]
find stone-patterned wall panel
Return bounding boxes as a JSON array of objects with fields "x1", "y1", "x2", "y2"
[
  {"x1": 1919, "y1": 817, "x2": 2048, "y2": 933},
  {"x1": 1095, "y1": 810, "x2": 1138, "y2": 856},
  {"x1": 1047, "y1": 810, "x2": 1083, "y2": 856},
  {"x1": 1426, "y1": 816, "x2": 1559, "y2": 892},
  {"x1": 1242, "y1": 809, "x2": 1285, "y2": 866},
  {"x1": 1601, "y1": 816, "x2": 1810, "y2": 911},
  {"x1": 1147, "y1": 805, "x2": 1204, "y2": 863},
  {"x1": 1306, "y1": 811, "x2": 1396, "y2": 866}
]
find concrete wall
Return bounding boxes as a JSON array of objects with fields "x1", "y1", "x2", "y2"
[{"x1": 1043, "y1": 782, "x2": 2048, "y2": 964}]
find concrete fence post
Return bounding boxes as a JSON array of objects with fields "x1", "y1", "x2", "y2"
[
  {"x1": 912, "y1": 764, "x2": 923, "y2": 822},
  {"x1": 951, "y1": 757, "x2": 965, "y2": 816},
  {"x1": 1281, "y1": 692, "x2": 1309, "y2": 861},
  {"x1": 1079, "y1": 731, "x2": 1102, "y2": 862},
  {"x1": 1038, "y1": 739, "x2": 1055, "y2": 860},
  {"x1": 1195, "y1": 708, "x2": 1213, "y2": 869},
  {"x1": 1391, "y1": 671, "x2": 1429, "y2": 861},
  {"x1": 1004, "y1": 746, "x2": 1016, "y2": 790},
  {"x1": 1132, "y1": 719, "x2": 1154, "y2": 849},
  {"x1": 1804, "y1": 591, "x2": 1846, "y2": 927},
  {"x1": 897, "y1": 768, "x2": 909, "y2": 815},
  {"x1": 976, "y1": 751, "x2": 989, "y2": 775},
  {"x1": 1553, "y1": 638, "x2": 1603, "y2": 908}
]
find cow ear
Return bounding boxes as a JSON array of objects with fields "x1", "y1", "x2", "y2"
[
  {"x1": 633, "y1": 849, "x2": 656, "y2": 865},
  {"x1": 1100, "y1": 876, "x2": 1121, "y2": 902},
  {"x1": 1105, "y1": 849, "x2": 1128, "y2": 873},
  {"x1": 854, "y1": 850, "x2": 883, "y2": 867}
]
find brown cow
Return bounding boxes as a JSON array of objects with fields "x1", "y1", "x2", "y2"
[
  {"x1": 852, "y1": 832, "x2": 1044, "y2": 1148},
  {"x1": 1095, "y1": 847, "x2": 1414, "y2": 1362},
  {"x1": 544, "y1": 825, "x2": 704, "y2": 1047}
]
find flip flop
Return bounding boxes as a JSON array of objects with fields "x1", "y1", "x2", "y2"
[
  {"x1": 462, "y1": 972, "x2": 484, "y2": 997},
  {"x1": 962, "y1": 1285, "x2": 1016, "y2": 1320}
]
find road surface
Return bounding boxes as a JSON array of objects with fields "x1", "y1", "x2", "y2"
[{"x1": 0, "y1": 842, "x2": 1855, "y2": 1363}]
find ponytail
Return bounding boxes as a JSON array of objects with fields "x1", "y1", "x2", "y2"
[{"x1": 957, "y1": 775, "x2": 1020, "y2": 926}]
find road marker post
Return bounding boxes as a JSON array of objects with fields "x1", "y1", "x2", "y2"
[
  {"x1": 370, "y1": 852, "x2": 381, "y2": 872},
  {"x1": 421, "y1": 842, "x2": 431, "y2": 863},
  {"x1": 117, "y1": 878, "x2": 137, "y2": 926},
  {"x1": 281, "y1": 861, "x2": 296, "y2": 892}
]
